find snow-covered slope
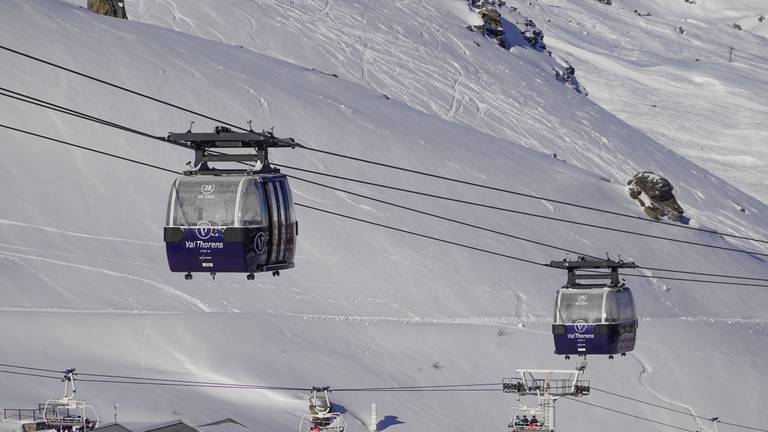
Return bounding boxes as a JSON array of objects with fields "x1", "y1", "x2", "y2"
[
  {"x1": 1, "y1": 1, "x2": 767, "y2": 431},
  {"x1": 112, "y1": 0, "x2": 768, "y2": 203},
  {"x1": 504, "y1": 0, "x2": 768, "y2": 203}
]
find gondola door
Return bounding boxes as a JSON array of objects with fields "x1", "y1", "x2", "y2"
[{"x1": 264, "y1": 177, "x2": 293, "y2": 267}]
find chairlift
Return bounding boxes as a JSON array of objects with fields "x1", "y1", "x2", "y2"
[
  {"x1": 508, "y1": 404, "x2": 549, "y2": 432},
  {"x1": 550, "y1": 257, "x2": 638, "y2": 358},
  {"x1": 299, "y1": 387, "x2": 345, "y2": 432},
  {"x1": 41, "y1": 369, "x2": 99, "y2": 431},
  {"x1": 164, "y1": 126, "x2": 298, "y2": 280}
]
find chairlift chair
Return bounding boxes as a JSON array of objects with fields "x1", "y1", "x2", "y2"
[
  {"x1": 508, "y1": 405, "x2": 550, "y2": 432},
  {"x1": 41, "y1": 370, "x2": 99, "y2": 430},
  {"x1": 299, "y1": 387, "x2": 345, "y2": 432}
]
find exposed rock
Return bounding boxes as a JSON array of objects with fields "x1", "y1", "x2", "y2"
[{"x1": 87, "y1": 0, "x2": 128, "y2": 19}]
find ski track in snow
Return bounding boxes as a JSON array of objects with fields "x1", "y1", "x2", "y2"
[
  {"x1": 631, "y1": 353, "x2": 706, "y2": 432},
  {"x1": 0, "y1": 252, "x2": 86, "y2": 305},
  {"x1": 0, "y1": 218, "x2": 162, "y2": 246},
  {"x1": 136, "y1": 320, "x2": 211, "y2": 426},
  {"x1": 0, "y1": 241, "x2": 164, "y2": 269},
  {"x1": 273, "y1": 311, "x2": 551, "y2": 335},
  {"x1": 0, "y1": 249, "x2": 213, "y2": 312}
]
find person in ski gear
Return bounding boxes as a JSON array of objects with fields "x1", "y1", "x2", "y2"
[
  {"x1": 522, "y1": 415, "x2": 530, "y2": 426},
  {"x1": 514, "y1": 415, "x2": 523, "y2": 427},
  {"x1": 530, "y1": 415, "x2": 539, "y2": 427},
  {"x1": 627, "y1": 171, "x2": 685, "y2": 222}
]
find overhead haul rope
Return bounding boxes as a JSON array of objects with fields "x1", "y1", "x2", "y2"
[
  {"x1": 562, "y1": 396, "x2": 697, "y2": 432},
  {"x1": 3, "y1": 123, "x2": 768, "y2": 287},
  {"x1": 2, "y1": 364, "x2": 766, "y2": 432},
  {"x1": 591, "y1": 387, "x2": 768, "y2": 432},
  {"x1": 3, "y1": 85, "x2": 768, "y2": 267},
  {"x1": 2, "y1": 94, "x2": 768, "y2": 284},
  {"x1": 1, "y1": 44, "x2": 767, "y2": 246},
  {"x1": 2, "y1": 85, "x2": 768, "y2": 263}
]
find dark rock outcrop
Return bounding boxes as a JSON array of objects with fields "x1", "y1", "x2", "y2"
[{"x1": 88, "y1": 0, "x2": 128, "y2": 19}]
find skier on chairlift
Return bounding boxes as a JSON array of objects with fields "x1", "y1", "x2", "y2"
[{"x1": 627, "y1": 171, "x2": 685, "y2": 222}]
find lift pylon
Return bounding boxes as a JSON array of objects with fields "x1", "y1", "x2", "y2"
[{"x1": 503, "y1": 369, "x2": 589, "y2": 432}]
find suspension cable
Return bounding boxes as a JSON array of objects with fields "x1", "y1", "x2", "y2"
[
  {"x1": 562, "y1": 396, "x2": 697, "y2": 432},
  {"x1": 2, "y1": 91, "x2": 768, "y2": 282},
  {"x1": 5, "y1": 85, "x2": 765, "y2": 260},
  {"x1": 591, "y1": 387, "x2": 768, "y2": 432},
  {"x1": 4, "y1": 123, "x2": 768, "y2": 287},
  {"x1": 2, "y1": 44, "x2": 766, "y2": 246}
]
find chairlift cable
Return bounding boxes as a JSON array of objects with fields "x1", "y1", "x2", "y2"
[
  {"x1": 0, "y1": 87, "x2": 170, "y2": 145},
  {"x1": 0, "y1": 45, "x2": 246, "y2": 134},
  {"x1": 1, "y1": 90, "x2": 763, "y2": 282},
  {"x1": 298, "y1": 203, "x2": 768, "y2": 288},
  {"x1": 0, "y1": 369, "x2": 63, "y2": 380},
  {"x1": 5, "y1": 81, "x2": 765, "y2": 261},
  {"x1": 4, "y1": 122, "x2": 768, "y2": 288},
  {"x1": 0, "y1": 123, "x2": 181, "y2": 175},
  {"x1": 296, "y1": 203, "x2": 550, "y2": 267},
  {"x1": 295, "y1": 146, "x2": 768, "y2": 246},
  {"x1": 288, "y1": 174, "x2": 600, "y2": 259},
  {"x1": 591, "y1": 387, "x2": 768, "y2": 432},
  {"x1": 333, "y1": 383, "x2": 504, "y2": 391},
  {"x1": 278, "y1": 165, "x2": 768, "y2": 274},
  {"x1": 2, "y1": 361, "x2": 766, "y2": 431},
  {"x1": 1, "y1": 44, "x2": 767, "y2": 246},
  {"x1": 0, "y1": 362, "x2": 65, "y2": 374},
  {"x1": 76, "y1": 378, "x2": 308, "y2": 391},
  {"x1": 1, "y1": 87, "x2": 767, "y2": 267},
  {"x1": 562, "y1": 396, "x2": 697, "y2": 432}
]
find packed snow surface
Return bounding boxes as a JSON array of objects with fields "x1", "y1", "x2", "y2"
[
  {"x1": 119, "y1": 0, "x2": 768, "y2": 203},
  {"x1": 1, "y1": 1, "x2": 767, "y2": 431}
]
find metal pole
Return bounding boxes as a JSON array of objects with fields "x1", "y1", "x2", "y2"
[
  {"x1": 369, "y1": 403, "x2": 377, "y2": 432},
  {"x1": 548, "y1": 396, "x2": 557, "y2": 432},
  {"x1": 729, "y1": 47, "x2": 734, "y2": 63}
]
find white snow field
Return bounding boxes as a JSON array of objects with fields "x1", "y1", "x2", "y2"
[
  {"x1": 0, "y1": 1, "x2": 767, "y2": 431},
  {"x1": 117, "y1": 0, "x2": 768, "y2": 203},
  {"x1": 502, "y1": 0, "x2": 768, "y2": 203}
]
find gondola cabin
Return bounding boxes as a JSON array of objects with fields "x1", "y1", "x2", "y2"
[
  {"x1": 164, "y1": 174, "x2": 296, "y2": 278},
  {"x1": 550, "y1": 258, "x2": 638, "y2": 358},
  {"x1": 163, "y1": 127, "x2": 298, "y2": 280}
]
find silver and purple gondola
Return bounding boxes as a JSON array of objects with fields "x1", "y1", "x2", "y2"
[
  {"x1": 164, "y1": 126, "x2": 298, "y2": 280},
  {"x1": 551, "y1": 257, "x2": 638, "y2": 358}
]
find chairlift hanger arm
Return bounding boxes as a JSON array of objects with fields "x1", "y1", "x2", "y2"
[
  {"x1": 167, "y1": 126, "x2": 299, "y2": 175},
  {"x1": 167, "y1": 131, "x2": 298, "y2": 150},
  {"x1": 550, "y1": 257, "x2": 637, "y2": 287},
  {"x1": 549, "y1": 258, "x2": 637, "y2": 270}
]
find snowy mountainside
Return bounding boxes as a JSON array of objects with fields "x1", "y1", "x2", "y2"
[
  {"x1": 0, "y1": 1, "x2": 767, "y2": 431},
  {"x1": 112, "y1": 0, "x2": 768, "y2": 203},
  {"x1": 503, "y1": 0, "x2": 768, "y2": 203}
]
